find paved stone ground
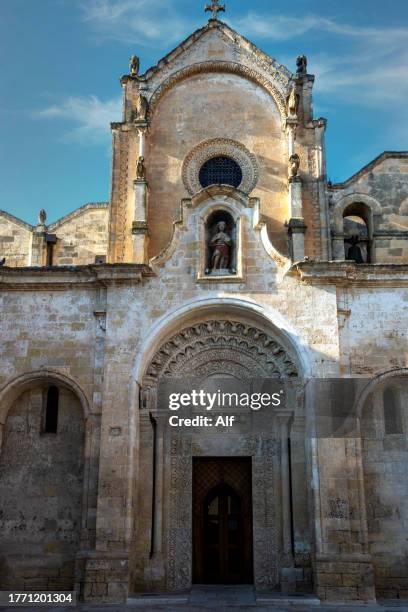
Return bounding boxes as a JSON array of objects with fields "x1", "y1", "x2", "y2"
[{"x1": 1, "y1": 587, "x2": 408, "y2": 612}]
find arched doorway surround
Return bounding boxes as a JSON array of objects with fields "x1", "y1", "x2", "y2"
[{"x1": 130, "y1": 302, "x2": 310, "y2": 593}]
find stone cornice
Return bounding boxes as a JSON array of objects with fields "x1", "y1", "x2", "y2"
[
  {"x1": 289, "y1": 261, "x2": 408, "y2": 287},
  {"x1": 0, "y1": 264, "x2": 155, "y2": 291}
]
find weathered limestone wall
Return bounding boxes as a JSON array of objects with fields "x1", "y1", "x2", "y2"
[
  {"x1": 0, "y1": 204, "x2": 109, "y2": 269},
  {"x1": 49, "y1": 204, "x2": 109, "y2": 266},
  {"x1": 0, "y1": 387, "x2": 84, "y2": 590},
  {"x1": 0, "y1": 212, "x2": 32, "y2": 267},
  {"x1": 362, "y1": 384, "x2": 408, "y2": 599},
  {"x1": 331, "y1": 153, "x2": 408, "y2": 263},
  {"x1": 336, "y1": 286, "x2": 408, "y2": 376},
  {"x1": 147, "y1": 72, "x2": 287, "y2": 256}
]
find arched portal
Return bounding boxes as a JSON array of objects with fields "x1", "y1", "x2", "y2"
[
  {"x1": 0, "y1": 377, "x2": 86, "y2": 591},
  {"x1": 130, "y1": 314, "x2": 311, "y2": 595}
]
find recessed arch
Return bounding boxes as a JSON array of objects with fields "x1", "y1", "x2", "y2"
[
  {"x1": 147, "y1": 61, "x2": 287, "y2": 123},
  {"x1": 0, "y1": 369, "x2": 91, "y2": 426},
  {"x1": 354, "y1": 368, "x2": 408, "y2": 419},
  {"x1": 132, "y1": 297, "x2": 308, "y2": 387}
]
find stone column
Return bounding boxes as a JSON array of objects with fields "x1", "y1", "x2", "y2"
[
  {"x1": 279, "y1": 414, "x2": 293, "y2": 561},
  {"x1": 332, "y1": 233, "x2": 346, "y2": 260},
  {"x1": 287, "y1": 176, "x2": 306, "y2": 261},
  {"x1": 132, "y1": 124, "x2": 149, "y2": 263},
  {"x1": 286, "y1": 118, "x2": 298, "y2": 158},
  {"x1": 152, "y1": 413, "x2": 165, "y2": 559}
]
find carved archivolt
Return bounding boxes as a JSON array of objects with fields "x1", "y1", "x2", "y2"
[
  {"x1": 147, "y1": 61, "x2": 288, "y2": 122},
  {"x1": 182, "y1": 139, "x2": 259, "y2": 196},
  {"x1": 143, "y1": 320, "x2": 298, "y2": 387}
]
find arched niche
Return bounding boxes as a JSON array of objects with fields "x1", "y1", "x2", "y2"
[
  {"x1": 343, "y1": 202, "x2": 373, "y2": 263},
  {"x1": 204, "y1": 209, "x2": 237, "y2": 276},
  {"x1": 0, "y1": 379, "x2": 86, "y2": 591},
  {"x1": 358, "y1": 371, "x2": 408, "y2": 599}
]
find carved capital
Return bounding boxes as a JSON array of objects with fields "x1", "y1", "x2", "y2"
[{"x1": 132, "y1": 220, "x2": 148, "y2": 235}]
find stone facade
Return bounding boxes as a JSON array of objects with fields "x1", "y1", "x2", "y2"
[{"x1": 0, "y1": 16, "x2": 407, "y2": 605}]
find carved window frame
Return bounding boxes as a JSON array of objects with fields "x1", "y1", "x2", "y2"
[{"x1": 182, "y1": 138, "x2": 259, "y2": 196}]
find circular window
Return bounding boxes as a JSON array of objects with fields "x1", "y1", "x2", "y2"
[{"x1": 199, "y1": 156, "x2": 243, "y2": 189}]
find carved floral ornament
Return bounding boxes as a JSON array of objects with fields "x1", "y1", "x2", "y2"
[
  {"x1": 143, "y1": 320, "x2": 298, "y2": 388},
  {"x1": 182, "y1": 138, "x2": 259, "y2": 196}
]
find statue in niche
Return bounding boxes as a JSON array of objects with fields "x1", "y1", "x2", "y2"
[
  {"x1": 287, "y1": 86, "x2": 300, "y2": 117},
  {"x1": 296, "y1": 55, "x2": 307, "y2": 75},
  {"x1": 129, "y1": 55, "x2": 140, "y2": 77},
  {"x1": 136, "y1": 156, "x2": 146, "y2": 181},
  {"x1": 210, "y1": 221, "x2": 232, "y2": 270},
  {"x1": 346, "y1": 235, "x2": 364, "y2": 264},
  {"x1": 135, "y1": 94, "x2": 148, "y2": 120},
  {"x1": 288, "y1": 153, "x2": 300, "y2": 179},
  {"x1": 38, "y1": 209, "x2": 47, "y2": 225}
]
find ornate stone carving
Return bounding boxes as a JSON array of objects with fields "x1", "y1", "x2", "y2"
[
  {"x1": 287, "y1": 85, "x2": 300, "y2": 118},
  {"x1": 135, "y1": 94, "x2": 149, "y2": 121},
  {"x1": 136, "y1": 155, "x2": 146, "y2": 181},
  {"x1": 148, "y1": 62, "x2": 288, "y2": 122},
  {"x1": 205, "y1": 0, "x2": 225, "y2": 20},
  {"x1": 296, "y1": 55, "x2": 307, "y2": 75},
  {"x1": 110, "y1": 129, "x2": 129, "y2": 262},
  {"x1": 143, "y1": 320, "x2": 298, "y2": 387},
  {"x1": 167, "y1": 437, "x2": 192, "y2": 591},
  {"x1": 182, "y1": 138, "x2": 259, "y2": 196},
  {"x1": 38, "y1": 209, "x2": 47, "y2": 225},
  {"x1": 129, "y1": 55, "x2": 140, "y2": 77},
  {"x1": 289, "y1": 153, "x2": 300, "y2": 179},
  {"x1": 210, "y1": 221, "x2": 231, "y2": 270}
]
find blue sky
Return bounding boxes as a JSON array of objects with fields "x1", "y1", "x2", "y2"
[{"x1": 1, "y1": 0, "x2": 408, "y2": 224}]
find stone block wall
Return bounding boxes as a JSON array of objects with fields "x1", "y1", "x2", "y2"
[
  {"x1": 0, "y1": 212, "x2": 32, "y2": 267},
  {"x1": 0, "y1": 387, "x2": 84, "y2": 590}
]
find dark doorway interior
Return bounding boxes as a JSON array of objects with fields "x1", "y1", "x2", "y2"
[{"x1": 193, "y1": 457, "x2": 253, "y2": 584}]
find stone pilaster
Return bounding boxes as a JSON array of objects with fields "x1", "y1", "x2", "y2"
[
  {"x1": 287, "y1": 177, "x2": 306, "y2": 261},
  {"x1": 132, "y1": 123, "x2": 149, "y2": 263},
  {"x1": 332, "y1": 232, "x2": 346, "y2": 260},
  {"x1": 29, "y1": 225, "x2": 47, "y2": 266}
]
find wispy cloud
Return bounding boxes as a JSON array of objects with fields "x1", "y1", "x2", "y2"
[
  {"x1": 234, "y1": 12, "x2": 408, "y2": 108},
  {"x1": 80, "y1": 0, "x2": 194, "y2": 46},
  {"x1": 34, "y1": 95, "x2": 122, "y2": 144}
]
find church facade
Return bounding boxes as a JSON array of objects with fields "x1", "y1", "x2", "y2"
[{"x1": 1, "y1": 11, "x2": 408, "y2": 604}]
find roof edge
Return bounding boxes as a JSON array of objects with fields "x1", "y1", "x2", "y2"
[
  {"x1": 331, "y1": 151, "x2": 408, "y2": 190},
  {"x1": 48, "y1": 202, "x2": 109, "y2": 230},
  {"x1": 0, "y1": 210, "x2": 33, "y2": 231}
]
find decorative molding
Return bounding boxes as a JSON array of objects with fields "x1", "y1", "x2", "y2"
[
  {"x1": 148, "y1": 61, "x2": 288, "y2": 123},
  {"x1": 143, "y1": 319, "x2": 299, "y2": 387},
  {"x1": 182, "y1": 138, "x2": 259, "y2": 196},
  {"x1": 289, "y1": 261, "x2": 408, "y2": 287},
  {"x1": 0, "y1": 264, "x2": 154, "y2": 291}
]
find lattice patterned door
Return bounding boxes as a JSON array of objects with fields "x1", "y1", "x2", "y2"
[{"x1": 193, "y1": 458, "x2": 253, "y2": 584}]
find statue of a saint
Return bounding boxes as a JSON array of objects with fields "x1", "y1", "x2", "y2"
[
  {"x1": 210, "y1": 221, "x2": 232, "y2": 270},
  {"x1": 136, "y1": 156, "x2": 146, "y2": 181},
  {"x1": 135, "y1": 94, "x2": 148, "y2": 120},
  {"x1": 296, "y1": 55, "x2": 307, "y2": 75},
  {"x1": 130, "y1": 55, "x2": 140, "y2": 77},
  {"x1": 38, "y1": 209, "x2": 47, "y2": 225},
  {"x1": 288, "y1": 86, "x2": 300, "y2": 117},
  {"x1": 288, "y1": 153, "x2": 300, "y2": 179}
]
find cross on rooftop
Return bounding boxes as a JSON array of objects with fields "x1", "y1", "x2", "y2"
[{"x1": 205, "y1": 0, "x2": 225, "y2": 20}]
